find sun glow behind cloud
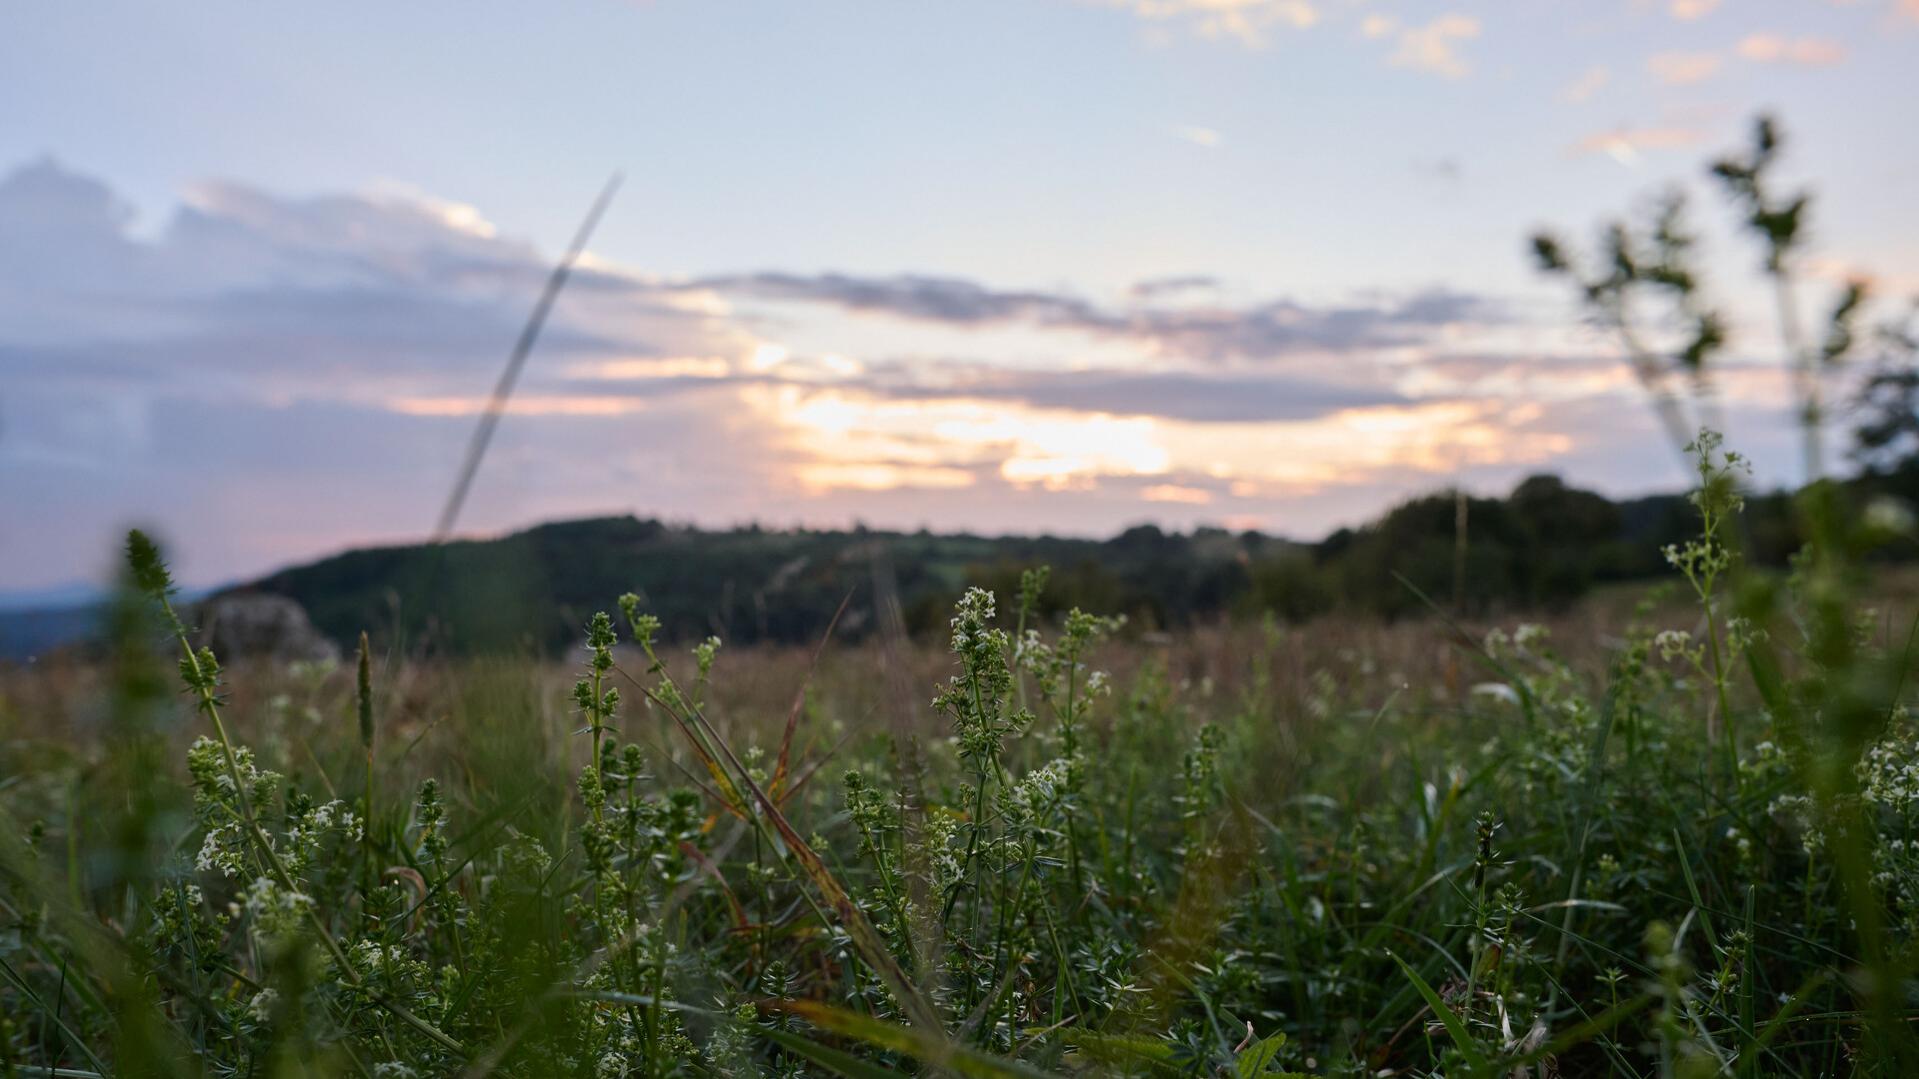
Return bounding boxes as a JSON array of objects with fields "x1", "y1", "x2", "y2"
[
  {"x1": 4, "y1": 144, "x2": 1837, "y2": 594},
  {"x1": 6, "y1": 0, "x2": 1908, "y2": 599},
  {"x1": 389, "y1": 395, "x2": 649, "y2": 417},
  {"x1": 734, "y1": 373, "x2": 1582, "y2": 503},
  {"x1": 743, "y1": 385, "x2": 1170, "y2": 492},
  {"x1": 565, "y1": 356, "x2": 735, "y2": 380}
]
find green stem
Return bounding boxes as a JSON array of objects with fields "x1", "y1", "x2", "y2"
[{"x1": 158, "y1": 596, "x2": 465, "y2": 1057}]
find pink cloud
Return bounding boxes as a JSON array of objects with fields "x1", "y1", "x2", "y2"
[
  {"x1": 1668, "y1": 0, "x2": 1721, "y2": 20},
  {"x1": 1736, "y1": 33, "x2": 1847, "y2": 66},
  {"x1": 1647, "y1": 51, "x2": 1723, "y2": 85}
]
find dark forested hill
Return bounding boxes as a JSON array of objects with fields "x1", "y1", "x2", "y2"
[
  {"x1": 241, "y1": 474, "x2": 1714, "y2": 655},
  {"x1": 122, "y1": 460, "x2": 1919, "y2": 656},
  {"x1": 248, "y1": 516, "x2": 1300, "y2": 654}
]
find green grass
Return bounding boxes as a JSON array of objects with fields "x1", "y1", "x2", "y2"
[
  {"x1": 6, "y1": 109, "x2": 1915, "y2": 1078},
  {"x1": 3, "y1": 435, "x2": 1918, "y2": 1077}
]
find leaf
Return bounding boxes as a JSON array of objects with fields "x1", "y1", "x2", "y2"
[
  {"x1": 1236, "y1": 1032, "x2": 1287, "y2": 1077},
  {"x1": 628, "y1": 669, "x2": 944, "y2": 1033},
  {"x1": 772, "y1": 1000, "x2": 1060, "y2": 1079},
  {"x1": 760, "y1": 1027, "x2": 903, "y2": 1079},
  {"x1": 1391, "y1": 952, "x2": 1490, "y2": 1073},
  {"x1": 1057, "y1": 1026, "x2": 1177, "y2": 1074}
]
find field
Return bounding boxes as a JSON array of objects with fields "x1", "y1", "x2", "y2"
[{"x1": 4, "y1": 439, "x2": 1919, "y2": 1077}]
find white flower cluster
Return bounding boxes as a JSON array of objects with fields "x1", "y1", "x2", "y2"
[
  {"x1": 346, "y1": 940, "x2": 430, "y2": 988},
  {"x1": 1872, "y1": 837, "x2": 1919, "y2": 910},
  {"x1": 949, "y1": 586, "x2": 997, "y2": 654},
  {"x1": 917, "y1": 804, "x2": 965, "y2": 897},
  {"x1": 1725, "y1": 824, "x2": 1754, "y2": 860},
  {"x1": 1767, "y1": 793, "x2": 1825, "y2": 854},
  {"x1": 1724, "y1": 616, "x2": 1766, "y2": 653},
  {"x1": 1864, "y1": 496, "x2": 1916, "y2": 537},
  {"x1": 283, "y1": 798, "x2": 362, "y2": 874},
  {"x1": 1654, "y1": 629, "x2": 1695, "y2": 663},
  {"x1": 1859, "y1": 723, "x2": 1919, "y2": 812},
  {"x1": 241, "y1": 875, "x2": 313, "y2": 938},
  {"x1": 195, "y1": 823, "x2": 248, "y2": 877},
  {"x1": 1006, "y1": 758, "x2": 1071, "y2": 827},
  {"x1": 1483, "y1": 623, "x2": 1548, "y2": 659}
]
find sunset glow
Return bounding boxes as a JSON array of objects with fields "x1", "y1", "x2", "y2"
[{"x1": 4, "y1": 1, "x2": 1915, "y2": 591}]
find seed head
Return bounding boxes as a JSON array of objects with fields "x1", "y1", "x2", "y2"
[
  {"x1": 125, "y1": 529, "x2": 174, "y2": 600},
  {"x1": 356, "y1": 631, "x2": 374, "y2": 752}
]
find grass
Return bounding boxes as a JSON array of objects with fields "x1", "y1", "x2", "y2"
[
  {"x1": 3, "y1": 432, "x2": 1919, "y2": 1076},
  {"x1": 4, "y1": 116, "x2": 1917, "y2": 1076}
]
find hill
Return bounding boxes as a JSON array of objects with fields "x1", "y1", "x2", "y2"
[
  {"x1": 245, "y1": 473, "x2": 1725, "y2": 656},
  {"x1": 11, "y1": 463, "x2": 1914, "y2": 660},
  {"x1": 247, "y1": 516, "x2": 1300, "y2": 655}
]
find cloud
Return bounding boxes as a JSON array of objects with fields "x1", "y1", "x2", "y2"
[
  {"x1": 1647, "y1": 50, "x2": 1723, "y2": 85},
  {"x1": 0, "y1": 159, "x2": 727, "y2": 371},
  {"x1": 0, "y1": 158, "x2": 1821, "y2": 592},
  {"x1": 1128, "y1": 274, "x2": 1220, "y2": 300},
  {"x1": 697, "y1": 271, "x2": 1504, "y2": 362},
  {"x1": 1108, "y1": 2, "x2": 1480, "y2": 79},
  {"x1": 1141, "y1": 483, "x2": 1213, "y2": 504},
  {"x1": 1119, "y1": 289, "x2": 1500, "y2": 360},
  {"x1": 1386, "y1": 14, "x2": 1480, "y2": 79},
  {"x1": 1172, "y1": 124, "x2": 1224, "y2": 148},
  {"x1": 1570, "y1": 125, "x2": 1705, "y2": 166},
  {"x1": 1736, "y1": 33, "x2": 1847, "y2": 66},
  {"x1": 695, "y1": 271, "x2": 1107, "y2": 327},
  {"x1": 0, "y1": 159, "x2": 775, "y2": 576},
  {"x1": 850, "y1": 364, "x2": 1405, "y2": 423},
  {"x1": 1109, "y1": 0, "x2": 1319, "y2": 45},
  {"x1": 1560, "y1": 65, "x2": 1610, "y2": 104},
  {"x1": 1668, "y1": 0, "x2": 1721, "y2": 20}
]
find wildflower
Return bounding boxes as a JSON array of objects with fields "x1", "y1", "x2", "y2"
[
  {"x1": 240, "y1": 876, "x2": 312, "y2": 939},
  {"x1": 415, "y1": 779, "x2": 449, "y2": 860},
  {"x1": 693, "y1": 635, "x2": 721, "y2": 677},
  {"x1": 196, "y1": 824, "x2": 246, "y2": 877},
  {"x1": 1864, "y1": 495, "x2": 1915, "y2": 536},
  {"x1": 1724, "y1": 616, "x2": 1766, "y2": 653},
  {"x1": 1654, "y1": 629, "x2": 1695, "y2": 663},
  {"x1": 1725, "y1": 825, "x2": 1753, "y2": 860}
]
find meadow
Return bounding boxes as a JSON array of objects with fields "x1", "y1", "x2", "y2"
[
  {"x1": 5, "y1": 430, "x2": 1919, "y2": 1077},
  {"x1": 5, "y1": 118, "x2": 1919, "y2": 1077}
]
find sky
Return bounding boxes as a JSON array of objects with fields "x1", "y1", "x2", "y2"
[{"x1": 3, "y1": 1, "x2": 1918, "y2": 596}]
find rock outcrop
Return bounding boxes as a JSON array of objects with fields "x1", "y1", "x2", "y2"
[{"x1": 194, "y1": 591, "x2": 340, "y2": 665}]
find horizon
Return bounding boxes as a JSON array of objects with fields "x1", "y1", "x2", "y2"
[
  {"x1": 0, "y1": 464, "x2": 1814, "y2": 612},
  {"x1": 6, "y1": 2, "x2": 1918, "y2": 593}
]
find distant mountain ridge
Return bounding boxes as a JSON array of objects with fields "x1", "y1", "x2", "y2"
[{"x1": 0, "y1": 581, "x2": 116, "y2": 613}]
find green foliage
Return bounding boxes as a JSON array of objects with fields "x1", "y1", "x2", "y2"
[
  {"x1": 1852, "y1": 302, "x2": 1919, "y2": 471},
  {"x1": 203, "y1": 469, "x2": 1919, "y2": 659},
  {"x1": 125, "y1": 528, "x2": 175, "y2": 603},
  {"x1": 8, "y1": 459, "x2": 1919, "y2": 1076},
  {"x1": 6, "y1": 113, "x2": 1919, "y2": 1077}
]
